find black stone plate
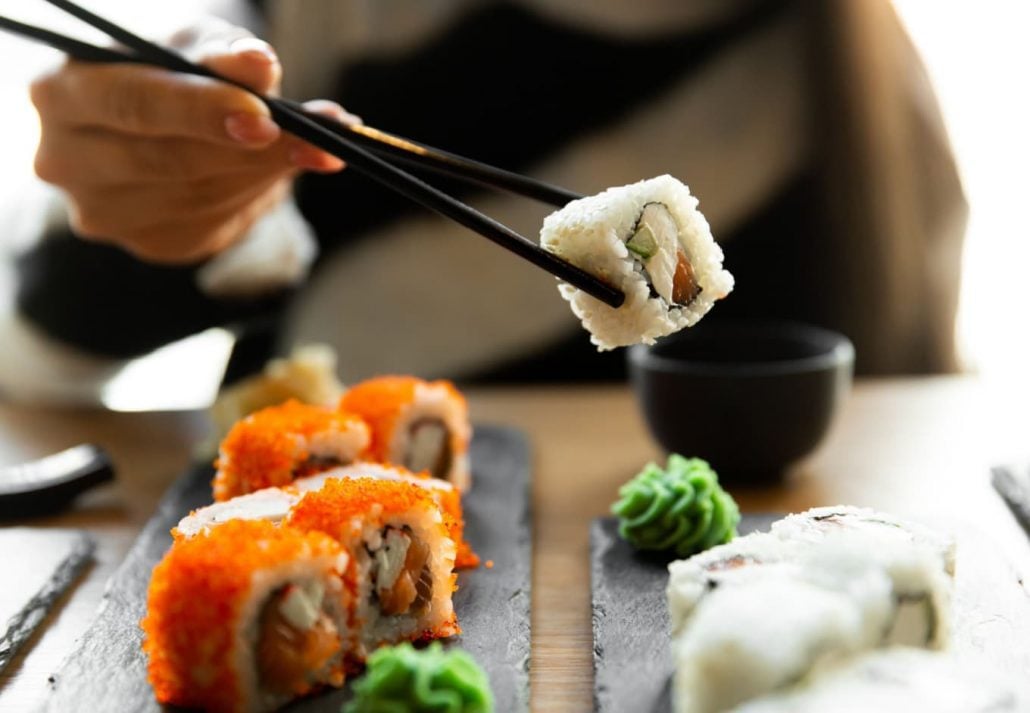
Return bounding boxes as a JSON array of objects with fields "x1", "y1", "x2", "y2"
[
  {"x1": 590, "y1": 515, "x2": 778, "y2": 713},
  {"x1": 44, "y1": 425, "x2": 531, "y2": 712}
]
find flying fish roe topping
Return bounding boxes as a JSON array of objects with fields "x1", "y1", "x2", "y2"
[
  {"x1": 142, "y1": 519, "x2": 344, "y2": 712},
  {"x1": 213, "y1": 399, "x2": 370, "y2": 501},
  {"x1": 287, "y1": 477, "x2": 443, "y2": 542},
  {"x1": 338, "y1": 376, "x2": 466, "y2": 461}
]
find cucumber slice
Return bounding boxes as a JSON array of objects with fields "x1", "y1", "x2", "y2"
[{"x1": 627, "y1": 223, "x2": 658, "y2": 259}]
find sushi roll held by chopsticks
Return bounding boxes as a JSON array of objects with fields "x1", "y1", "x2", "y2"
[{"x1": 541, "y1": 175, "x2": 734, "y2": 350}]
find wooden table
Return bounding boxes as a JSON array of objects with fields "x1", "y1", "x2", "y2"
[{"x1": 1, "y1": 376, "x2": 1028, "y2": 712}]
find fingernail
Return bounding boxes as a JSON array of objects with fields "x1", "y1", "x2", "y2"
[
  {"x1": 303, "y1": 100, "x2": 363, "y2": 127},
  {"x1": 289, "y1": 146, "x2": 345, "y2": 172},
  {"x1": 225, "y1": 113, "x2": 279, "y2": 144},
  {"x1": 230, "y1": 37, "x2": 278, "y2": 64}
]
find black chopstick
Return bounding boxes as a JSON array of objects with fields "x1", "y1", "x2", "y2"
[
  {"x1": 0, "y1": 14, "x2": 134, "y2": 65},
  {"x1": 9, "y1": 1, "x2": 622, "y2": 307},
  {"x1": 304, "y1": 116, "x2": 583, "y2": 207}
]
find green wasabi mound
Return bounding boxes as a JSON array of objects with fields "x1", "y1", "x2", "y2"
[
  {"x1": 612, "y1": 454, "x2": 739, "y2": 557},
  {"x1": 343, "y1": 641, "x2": 494, "y2": 713}
]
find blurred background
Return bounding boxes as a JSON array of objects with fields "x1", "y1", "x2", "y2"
[{"x1": 0, "y1": 0, "x2": 1026, "y2": 407}]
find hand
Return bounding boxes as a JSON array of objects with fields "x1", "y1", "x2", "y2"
[{"x1": 28, "y1": 19, "x2": 355, "y2": 264}]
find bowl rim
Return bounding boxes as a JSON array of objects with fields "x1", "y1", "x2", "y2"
[{"x1": 627, "y1": 321, "x2": 856, "y2": 378}]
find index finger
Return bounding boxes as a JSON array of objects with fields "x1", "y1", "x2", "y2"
[{"x1": 35, "y1": 60, "x2": 279, "y2": 148}]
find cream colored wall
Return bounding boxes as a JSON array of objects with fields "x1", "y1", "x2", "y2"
[{"x1": 894, "y1": 0, "x2": 1030, "y2": 383}]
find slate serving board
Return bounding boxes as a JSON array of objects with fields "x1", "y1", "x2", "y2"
[
  {"x1": 45, "y1": 425, "x2": 531, "y2": 712},
  {"x1": 590, "y1": 515, "x2": 778, "y2": 713}
]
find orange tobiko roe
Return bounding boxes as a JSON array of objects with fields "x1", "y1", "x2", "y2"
[
  {"x1": 287, "y1": 477, "x2": 446, "y2": 546},
  {"x1": 212, "y1": 399, "x2": 369, "y2": 501},
  {"x1": 285, "y1": 478, "x2": 460, "y2": 638},
  {"x1": 141, "y1": 519, "x2": 345, "y2": 713},
  {"x1": 337, "y1": 375, "x2": 468, "y2": 463},
  {"x1": 436, "y1": 485, "x2": 480, "y2": 569},
  {"x1": 331, "y1": 463, "x2": 479, "y2": 568}
]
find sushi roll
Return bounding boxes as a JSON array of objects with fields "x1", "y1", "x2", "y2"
[
  {"x1": 671, "y1": 559, "x2": 895, "y2": 713},
  {"x1": 729, "y1": 649, "x2": 1030, "y2": 713},
  {"x1": 142, "y1": 519, "x2": 352, "y2": 713},
  {"x1": 668, "y1": 507, "x2": 954, "y2": 648},
  {"x1": 666, "y1": 508, "x2": 957, "y2": 713},
  {"x1": 296, "y1": 463, "x2": 479, "y2": 569},
  {"x1": 212, "y1": 399, "x2": 370, "y2": 501},
  {"x1": 666, "y1": 532, "x2": 794, "y2": 637},
  {"x1": 770, "y1": 506, "x2": 955, "y2": 648},
  {"x1": 338, "y1": 376, "x2": 472, "y2": 491},
  {"x1": 178, "y1": 465, "x2": 479, "y2": 569},
  {"x1": 286, "y1": 477, "x2": 459, "y2": 660},
  {"x1": 770, "y1": 505, "x2": 956, "y2": 576},
  {"x1": 540, "y1": 175, "x2": 733, "y2": 350}
]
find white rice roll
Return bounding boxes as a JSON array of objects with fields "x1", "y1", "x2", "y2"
[
  {"x1": 771, "y1": 505, "x2": 956, "y2": 576},
  {"x1": 668, "y1": 516, "x2": 956, "y2": 712},
  {"x1": 667, "y1": 532, "x2": 795, "y2": 637},
  {"x1": 672, "y1": 559, "x2": 895, "y2": 713},
  {"x1": 772, "y1": 506, "x2": 955, "y2": 648},
  {"x1": 729, "y1": 649, "x2": 1030, "y2": 713},
  {"x1": 669, "y1": 507, "x2": 955, "y2": 648},
  {"x1": 540, "y1": 174, "x2": 733, "y2": 350}
]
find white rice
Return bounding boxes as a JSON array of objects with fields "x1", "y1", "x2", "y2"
[
  {"x1": 729, "y1": 648, "x2": 1030, "y2": 713},
  {"x1": 386, "y1": 381, "x2": 472, "y2": 492},
  {"x1": 667, "y1": 507, "x2": 956, "y2": 713},
  {"x1": 175, "y1": 487, "x2": 300, "y2": 538},
  {"x1": 771, "y1": 505, "x2": 957, "y2": 576},
  {"x1": 672, "y1": 563, "x2": 894, "y2": 713},
  {"x1": 540, "y1": 174, "x2": 733, "y2": 350}
]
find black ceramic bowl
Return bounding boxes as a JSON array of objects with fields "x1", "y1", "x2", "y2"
[{"x1": 627, "y1": 321, "x2": 854, "y2": 485}]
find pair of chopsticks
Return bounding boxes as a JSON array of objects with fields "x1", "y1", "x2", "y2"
[{"x1": 0, "y1": 0, "x2": 625, "y2": 308}]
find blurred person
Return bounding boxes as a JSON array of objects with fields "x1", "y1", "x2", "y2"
[{"x1": 0, "y1": 0, "x2": 966, "y2": 399}]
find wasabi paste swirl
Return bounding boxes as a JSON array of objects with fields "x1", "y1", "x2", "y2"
[
  {"x1": 344, "y1": 642, "x2": 493, "y2": 713},
  {"x1": 612, "y1": 455, "x2": 739, "y2": 557}
]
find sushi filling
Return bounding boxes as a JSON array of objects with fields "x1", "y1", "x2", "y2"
[
  {"x1": 886, "y1": 593, "x2": 937, "y2": 646},
  {"x1": 405, "y1": 418, "x2": 453, "y2": 481},
  {"x1": 627, "y1": 203, "x2": 701, "y2": 307},
  {"x1": 370, "y1": 526, "x2": 432, "y2": 617},
  {"x1": 257, "y1": 581, "x2": 340, "y2": 695}
]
